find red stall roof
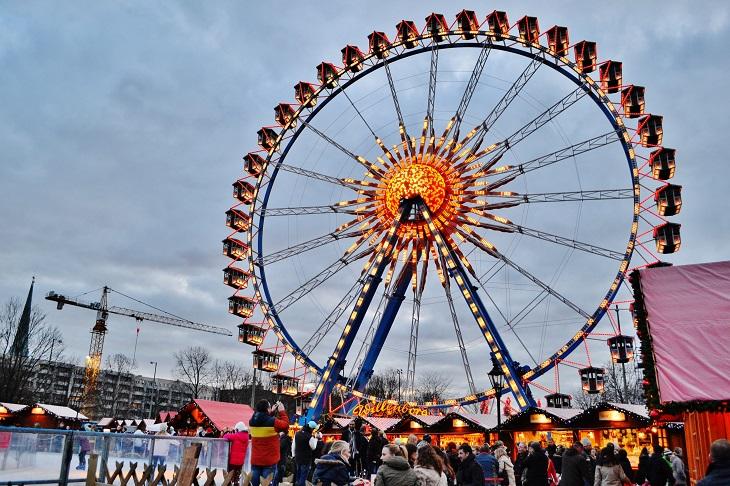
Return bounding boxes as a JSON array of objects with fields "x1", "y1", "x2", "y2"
[
  {"x1": 639, "y1": 261, "x2": 730, "y2": 403},
  {"x1": 193, "y1": 399, "x2": 254, "y2": 431}
]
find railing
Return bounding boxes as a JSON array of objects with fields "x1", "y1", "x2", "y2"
[{"x1": 0, "y1": 426, "x2": 230, "y2": 486}]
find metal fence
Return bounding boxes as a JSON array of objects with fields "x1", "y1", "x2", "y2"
[{"x1": 0, "y1": 426, "x2": 230, "y2": 486}]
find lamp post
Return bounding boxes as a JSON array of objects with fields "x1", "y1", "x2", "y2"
[
  {"x1": 149, "y1": 361, "x2": 158, "y2": 419},
  {"x1": 488, "y1": 356, "x2": 506, "y2": 437}
]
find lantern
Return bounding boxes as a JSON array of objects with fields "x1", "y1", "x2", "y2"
[
  {"x1": 607, "y1": 335, "x2": 635, "y2": 364},
  {"x1": 580, "y1": 367, "x2": 605, "y2": 394}
]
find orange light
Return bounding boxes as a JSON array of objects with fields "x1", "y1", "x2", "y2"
[{"x1": 385, "y1": 163, "x2": 446, "y2": 216}]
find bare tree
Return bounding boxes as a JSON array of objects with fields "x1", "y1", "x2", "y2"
[
  {"x1": 0, "y1": 297, "x2": 63, "y2": 403},
  {"x1": 174, "y1": 346, "x2": 213, "y2": 399},
  {"x1": 102, "y1": 353, "x2": 135, "y2": 417},
  {"x1": 364, "y1": 368, "x2": 401, "y2": 400},
  {"x1": 212, "y1": 360, "x2": 252, "y2": 403},
  {"x1": 414, "y1": 370, "x2": 452, "y2": 403}
]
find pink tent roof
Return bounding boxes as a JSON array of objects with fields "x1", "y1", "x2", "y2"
[
  {"x1": 640, "y1": 261, "x2": 730, "y2": 403},
  {"x1": 193, "y1": 399, "x2": 254, "y2": 431}
]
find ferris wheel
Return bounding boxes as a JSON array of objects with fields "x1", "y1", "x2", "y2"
[{"x1": 224, "y1": 9, "x2": 682, "y2": 421}]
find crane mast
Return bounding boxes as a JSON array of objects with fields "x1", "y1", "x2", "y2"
[{"x1": 46, "y1": 286, "x2": 232, "y2": 417}]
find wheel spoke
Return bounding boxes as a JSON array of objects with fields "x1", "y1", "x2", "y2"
[
  {"x1": 260, "y1": 199, "x2": 371, "y2": 217},
  {"x1": 439, "y1": 42, "x2": 492, "y2": 152},
  {"x1": 478, "y1": 188, "x2": 634, "y2": 206},
  {"x1": 383, "y1": 60, "x2": 414, "y2": 156},
  {"x1": 508, "y1": 223, "x2": 625, "y2": 261},
  {"x1": 301, "y1": 120, "x2": 385, "y2": 176},
  {"x1": 454, "y1": 55, "x2": 542, "y2": 159},
  {"x1": 461, "y1": 230, "x2": 590, "y2": 319},
  {"x1": 464, "y1": 86, "x2": 588, "y2": 171},
  {"x1": 440, "y1": 259, "x2": 477, "y2": 396},
  {"x1": 405, "y1": 275, "x2": 424, "y2": 399},
  {"x1": 260, "y1": 221, "x2": 370, "y2": 265},
  {"x1": 272, "y1": 246, "x2": 373, "y2": 315},
  {"x1": 277, "y1": 163, "x2": 363, "y2": 190},
  {"x1": 476, "y1": 131, "x2": 621, "y2": 182}
]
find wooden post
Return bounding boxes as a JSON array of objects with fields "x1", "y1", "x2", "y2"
[
  {"x1": 176, "y1": 442, "x2": 203, "y2": 486},
  {"x1": 86, "y1": 454, "x2": 99, "y2": 486}
]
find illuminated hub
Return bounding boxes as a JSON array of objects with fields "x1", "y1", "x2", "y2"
[{"x1": 377, "y1": 155, "x2": 460, "y2": 238}]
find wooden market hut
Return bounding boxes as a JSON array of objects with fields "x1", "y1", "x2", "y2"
[
  {"x1": 0, "y1": 402, "x2": 26, "y2": 425},
  {"x1": 630, "y1": 261, "x2": 730, "y2": 481},
  {"x1": 96, "y1": 417, "x2": 118, "y2": 431},
  {"x1": 384, "y1": 414, "x2": 443, "y2": 443},
  {"x1": 169, "y1": 399, "x2": 254, "y2": 436},
  {"x1": 318, "y1": 416, "x2": 353, "y2": 440},
  {"x1": 498, "y1": 406, "x2": 581, "y2": 451},
  {"x1": 156, "y1": 410, "x2": 178, "y2": 423},
  {"x1": 567, "y1": 402, "x2": 651, "y2": 466},
  {"x1": 11, "y1": 403, "x2": 88, "y2": 429},
  {"x1": 361, "y1": 417, "x2": 400, "y2": 435},
  {"x1": 426, "y1": 412, "x2": 494, "y2": 448}
]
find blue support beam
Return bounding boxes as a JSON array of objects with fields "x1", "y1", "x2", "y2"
[
  {"x1": 352, "y1": 262, "x2": 414, "y2": 393},
  {"x1": 419, "y1": 201, "x2": 536, "y2": 410},
  {"x1": 304, "y1": 200, "x2": 414, "y2": 421}
]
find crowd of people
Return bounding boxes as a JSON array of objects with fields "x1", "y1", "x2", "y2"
[{"x1": 213, "y1": 401, "x2": 729, "y2": 486}]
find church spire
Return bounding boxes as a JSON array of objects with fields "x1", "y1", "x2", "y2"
[{"x1": 10, "y1": 277, "x2": 34, "y2": 357}]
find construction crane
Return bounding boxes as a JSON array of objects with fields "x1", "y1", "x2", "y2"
[{"x1": 46, "y1": 286, "x2": 232, "y2": 415}]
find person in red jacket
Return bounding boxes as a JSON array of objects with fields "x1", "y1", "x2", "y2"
[
  {"x1": 249, "y1": 399, "x2": 289, "y2": 486},
  {"x1": 224, "y1": 421, "x2": 251, "y2": 486}
]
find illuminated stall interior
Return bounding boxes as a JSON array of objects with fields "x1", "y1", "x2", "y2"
[
  {"x1": 567, "y1": 403, "x2": 652, "y2": 466},
  {"x1": 499, "y1": 406, "x2": 581, "y2": 450},
  {"x1": 10, "y1": 403, "x2": 88, "y2": 430},
  {"x1": 382, "y1": 414, "x2": 443, "y2": 443},
  {"x1": 427, "y1": 412, "x2": 492, "y2": 448}
]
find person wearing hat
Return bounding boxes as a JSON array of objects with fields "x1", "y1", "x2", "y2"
[
  {"x1": 224, "y1": 422, "x2": 251, "y2": 486},
  {"x1": 293, "y1": 421, "x2": 319, "y2": 486},
  {"x1": 580, "y1": 437, "x2": 597, "y2": 483}
]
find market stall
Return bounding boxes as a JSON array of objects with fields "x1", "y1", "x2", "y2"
[
  {"x1": 384, "y1": 414, "x2": 443, "y2": 443},
  {"x1": 630, "y1": 261, "x2": 730, "y2": 480},
  {"x1": 169, "y1": 399, "x2": 253, "y2": 436},
  {"x1": 498, "y1": 406, "x2": 580, "y2": 451},
  {"x1": 426, "y1": 412, "x2": 492, "y2": 448},
  {"x1": 567, "y1": 402, "x2": 651, "y2": 466},
  {"x1": 10, "y1": 403, "x2": 88, "y2": 429}
]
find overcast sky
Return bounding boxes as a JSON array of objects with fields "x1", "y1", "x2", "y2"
[{"x1": 1, "y1": 1, "x2": 728, "y2": 405}]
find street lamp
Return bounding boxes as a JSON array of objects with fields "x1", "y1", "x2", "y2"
[
  {"x1": 488, "y1": 356, "x2": 505, "y2": 435},
  {"x1": 149, "y1": 361, "x2": 158, "y2": 419}
]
